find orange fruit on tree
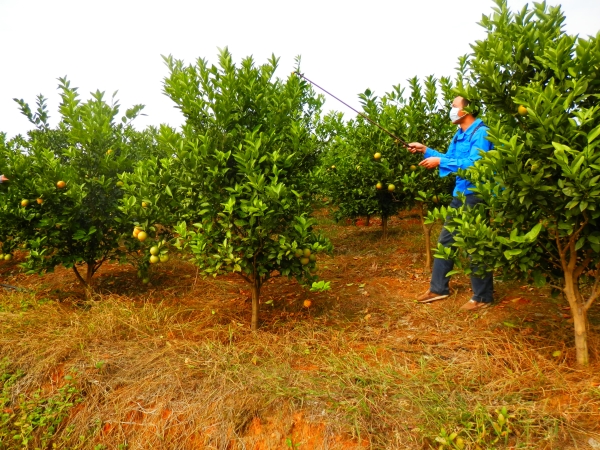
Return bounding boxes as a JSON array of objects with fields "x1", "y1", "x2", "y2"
[
  {"x1": 56, "y1": 180, "x2": 66, "y2": 189},
  {"x1": 21, "y1": 199, "x2": 29, "y2": 207},
  {"x1": 374, "y1": 152, "x2": 382, "y2": 160},
  {"x1": 518, "y1": 105, "x2": 528, "y2": 116},
  {"x1": 137, "y1": 231, "x2": 148, "y2": 242},
  {"x1": 149, "y1": 255, "x2": 159, "y2": 264},
  {"x1": 37, "y1": 198, "x2": 43, "y2": 204}
]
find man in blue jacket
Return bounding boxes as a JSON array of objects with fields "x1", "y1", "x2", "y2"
[{"x1": 408, "y1": 96, "x2": 493, "y2": 311}]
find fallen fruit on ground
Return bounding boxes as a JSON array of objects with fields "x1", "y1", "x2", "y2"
[{"x1": 303, "y1": 299, "x2": 312, "y2": 308}]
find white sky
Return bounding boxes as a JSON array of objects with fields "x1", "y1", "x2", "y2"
[{"x1": 1, "y1": 0, "x2": 599, "y2": 138}]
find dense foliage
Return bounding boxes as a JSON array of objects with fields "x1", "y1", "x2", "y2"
[
  {"x1": 0, "y1": 80, "x2": 148, "y2": 296},
  {"x1": 120, "y1": 49, "x2": 331, "y2": 329},
  {"x1": 430, "y1": 0, "x2": 600, "y2": 364}
]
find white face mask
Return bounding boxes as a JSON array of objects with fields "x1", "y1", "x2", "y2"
[{"x1": 449, "y1": 107, "x2": 464, "y2": 123}]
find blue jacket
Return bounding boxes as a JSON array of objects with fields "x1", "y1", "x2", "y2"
[{"x1": 424, "y1": 118, "x2": 492, "y2": 196}]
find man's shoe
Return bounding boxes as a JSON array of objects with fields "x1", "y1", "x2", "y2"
[
  {"x1": 459, "y1": 299, "x2": 491, "y2": 311},
  {"x1": 416, "y1": 289, "x2": 449, "y2": 304}
]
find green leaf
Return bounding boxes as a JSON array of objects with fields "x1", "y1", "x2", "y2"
[
  {"x1": 503, "y1": 249, "x2": 522, "y2": 259},
  {"x1": 588, "y1": 123, "x2": 600, "y2": 144}
]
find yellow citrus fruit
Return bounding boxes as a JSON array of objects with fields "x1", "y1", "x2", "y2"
[{"x1": 518, "y1": 105, "x2": 528, "y2": 116}]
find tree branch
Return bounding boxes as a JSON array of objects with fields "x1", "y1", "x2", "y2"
[
  {"x1": 72, "y1": 266, "x2": 88, "y2": 288},
  {"x1": 93, "y1": 254, "x2": 108, "y2": 276},
  {"x1": 236, "y1": 271, "x2": 251, "y2": 284},
  {"x1": 537, "y1": 241, "x2": 563, "y2": 270},
  {"x1": 584, "y1": 270, "x2": 600, "y2": 312},
  {"x1": 573, "y1": 251, "x2": 593, "y2": 280}
]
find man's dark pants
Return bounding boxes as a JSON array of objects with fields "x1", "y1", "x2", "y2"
[{"x1": 429, "y1": 195, "x2": 494, "y2": 303}]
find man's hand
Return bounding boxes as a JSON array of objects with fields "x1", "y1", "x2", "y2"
[
  {"x1": 408, "y1": 142, "x2": 426, "y2": 154},
  {"x1": 419, "y1": 157, "x2": 441, "y2": 169},
  {"x1": 0, "y1": 175, "x2": 8, "y2": 182}
]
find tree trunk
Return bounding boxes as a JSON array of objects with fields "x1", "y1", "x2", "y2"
[
  {"x1": 72, "y1": 264, "x2": 95, "y2": 300},
  {"x1": 418, "y1": 203, "x2": 433, "y2": 273},
  {"x1": 85, "y1": 263, "x2": 94, "y2": 300},
  {"x1": 564, "y1": 270, "x2": 589, "y2": 365},
  {"x1": 382, "y1": 215, "x2": 388, "y2": 240},
  {"x1": 251, "y1": 277, "x2": 262, "y2": 332}
]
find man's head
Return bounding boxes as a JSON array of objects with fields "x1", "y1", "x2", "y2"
[{"x1": 450, "y1": 96, "x2": 479, "y2": 125}]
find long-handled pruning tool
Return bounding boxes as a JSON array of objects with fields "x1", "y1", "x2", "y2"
[{"x1": 293, "y1": 71, "x2": 410, "y2": 149}]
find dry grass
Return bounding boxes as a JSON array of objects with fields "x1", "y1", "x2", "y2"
[{"x1": 1, "y1": 210, "x2": 600, "y2": 449}]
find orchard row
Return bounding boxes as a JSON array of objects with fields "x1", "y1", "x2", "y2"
[{"x1": 1, "y1": 1, "x2": 600, "y2": 364}]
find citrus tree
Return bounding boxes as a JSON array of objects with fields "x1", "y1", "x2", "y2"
[
  {"x1": 398, "y1": 76, "x2": 456, "y2": 271},
  {"x1": 126, "y1": 49, "x2": 331, "y2": 330},
  {"x1": 321, "y1": 77, "x2": 455, "y2": 255},
  {"x1": 320, "y1": 87, "x2": 415, "y2": 239},
  {"x1": 0, "y1": 79, "x2": 146, "y2": 298},
  {"x1": 430, "y1": 0, "x2": 600, "y2": 364}
]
